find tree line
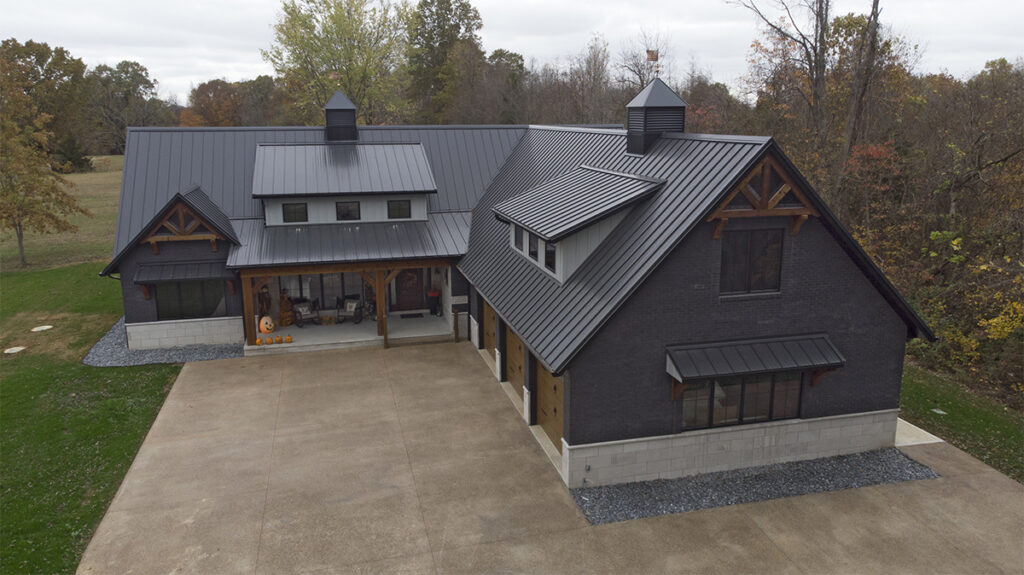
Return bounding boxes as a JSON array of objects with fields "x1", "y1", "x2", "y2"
[{"x1": 1, "y1": 0, "x2": 1020, "y2": 403}]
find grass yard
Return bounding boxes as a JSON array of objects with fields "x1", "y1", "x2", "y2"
[
  {"x1": 901, "y1": 363, "x2": 1024, "y2": 483},
  {"x1": 0, "y1": 264, "x2": 180, "y2": 574},
  {"x1": 0, "y1": 157, "x2": 124, "y2": 271}
]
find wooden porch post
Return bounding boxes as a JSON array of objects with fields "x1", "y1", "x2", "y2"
[
  {"x1": 376, "y1": 271, "x2": 387, "y2": 345},
  {"x1": 241, "y1": 275, "x2": 256, "y2": 346}
]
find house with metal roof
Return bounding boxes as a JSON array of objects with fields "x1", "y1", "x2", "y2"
[{"x1": 102, "y1": 78, "x2": 932, "y2": 487}]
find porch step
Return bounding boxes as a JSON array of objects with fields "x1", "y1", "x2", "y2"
[{"x1": 243, "y1": 332, "x2": 453, "y2": 356}]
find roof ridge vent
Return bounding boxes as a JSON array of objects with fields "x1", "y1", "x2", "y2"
[{"x1": 625, "y1": 78, "x2": 687, "y2": 155}]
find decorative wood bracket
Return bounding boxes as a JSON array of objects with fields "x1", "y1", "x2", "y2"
[
  {"x1": 225, "y1": 279, "x2": 236, "y2": 296},
  {"x1": 671, "y1": 379, "x2": 689, "y2": 401},
  {"x1": 141, "y1": 202, "x2": 225, "y2": 254},
  {"x1": 139, "y1": 284, "x2": 151, "y2": 300},
  {"x1": 707, "y1": 155, "x2": 820, "y2": 238},
  {"x1": 809, "y1": 368, "x2": 836, "y2": 387}
]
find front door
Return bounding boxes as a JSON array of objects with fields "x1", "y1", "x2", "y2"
[
  {"x1": 505, "y1": 326, "x2": 524, "y2": 398},
  {"x1": 536, "y1": 368, "x2": 564, "y2": 453},
  {"x1": 395, "y1": 269, "x2": 424, "y2": 311}
]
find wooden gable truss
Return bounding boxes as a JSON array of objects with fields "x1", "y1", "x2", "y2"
[
  {"x1": 141, "y1": 202, "x2": 226, "y2": 255},
  {"x1": 707, "y1": 154, "x2": 820, "y2": 239}
]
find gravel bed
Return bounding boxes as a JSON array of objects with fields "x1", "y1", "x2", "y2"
[
  {"x1": 571, "y1": 448, "x2": 938, "y2": 525},
  {"x1": 83, "y1": 317, "x2": 243, "y2": 367}
]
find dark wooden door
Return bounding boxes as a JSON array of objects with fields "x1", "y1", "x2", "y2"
[
  {"x1": 536, "y1": 368, "x2": 564, "y2": 453},
  {"x1": 505, "y1": 326, "x2": 524, "y2": 398},
  {"x1": 395, "y1": 269, "x2": 424, "y2": 311},
  {"x1": 482, "y1": 300, "x2": 496, "y2": 358}
]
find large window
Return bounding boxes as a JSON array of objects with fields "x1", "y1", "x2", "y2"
[
  {"x1": 544, "y1": 240, "x2": 557, "y2": 272},
  {"x1": 678, "y1": 372, "x2": 802, "y2": 431},
  {"x1": 335, "y1": 201, "x2": 360, "y2": 221},
  {"x1": 282, "y1": 203, "x2": 308, "y2": 223},
  {"x1": 156, "y1": 280, "x2": 226, "y2": 321},
  {"x1": 387, "y1": 199, "x2": 411, "y2": 219},
  {"x1": 720, "y1": 229, "x2": 783, "y2": 294}
]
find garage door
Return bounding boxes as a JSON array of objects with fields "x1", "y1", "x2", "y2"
[
  {"x1": 482, "y1": 300, "x2": 497, "y2": 359},
  {"x1": 536, "y1": 368, "x2": 564, "y2": 453},
  {"x1": 505, "y1": 326, "x2": 524, "y2": 398}
]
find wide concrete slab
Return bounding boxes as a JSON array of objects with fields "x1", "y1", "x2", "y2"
[{"x1": 80, "y1": 342, "x2": 1024, "y2": 574}]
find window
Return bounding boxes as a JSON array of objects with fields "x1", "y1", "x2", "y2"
[
  {"x1": 528, "y1": 233, "x2": 538, "y2": 261},
  {"x1": 720, "y1": 229, "x2": 782, "y2": 294},
  {"x1": 156, "y1": 280, "x2": 226, "y2": 321},
  {"x1": 335, "y1": 201, "x2": 360, "y2": 221},
  {"x1": 544, "y1": 241, "x2": 557, "y2": 273},
  {"x1": 513, "y1": 224, "x2": 523, "y2": 250},
  {"x1": 679, "y1": 372, "x2": 803, "y2": 431},
  {"x1": 387, "y1": 199, "x2": 411, "y2": 219},
  {"x1": 282, "y1": 203, "x2": 308, "y2": 223}
]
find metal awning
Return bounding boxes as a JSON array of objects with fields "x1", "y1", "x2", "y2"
[
  {"x1": 492, "y1": 165, "x2": 664, "y2": 242},
  {"x1": 133, "y1": 262, "x2": 235, "y2": 284},
  {"x1": 665, "y1": 334, "x2": 845, "y2": 381}
]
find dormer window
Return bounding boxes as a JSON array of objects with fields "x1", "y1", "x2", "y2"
[
  {"x1": 513, "y1": 224, "x2": 523, "y2": 250},
  {"x1": 336, "y1": 201, "x2": 360, "y2": 221},
  {"x1": 544, "y1": 241, "x2": 557, "y2": 272},
  {"x1": 282, "y1": 203, "x2": 308, "y2": 223},
  {"x1": 388, "y1": 199, "x2": 411, "y2": 219},
  {"x1": 528, "y1": 233, "x2": 538, "y2": 260}
]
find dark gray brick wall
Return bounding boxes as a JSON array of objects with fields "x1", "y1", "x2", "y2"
[
  {"x1": 566, "y1": 216, "x2": 908, "y2": 445},
  {"x1": 118, "y1": 240, "x2": 242, "y2": 323}
]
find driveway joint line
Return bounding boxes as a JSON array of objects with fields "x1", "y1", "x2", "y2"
[{"x1": 252, "y1": 372, "x2": 284, "y2": 574}]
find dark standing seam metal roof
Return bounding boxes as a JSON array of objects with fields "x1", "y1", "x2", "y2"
[
  {"x1": 665, "y1": 334, "x2": 845, "y2": 381},
  {"x1": 492, "y1": 165, "x2": 664, "y2": 242},
  {"x1": 226, "y1": 211, "x2": 471, "y2": 268},
  {"x1": 105, "y1": 125, "x2": 525, "y2": 272},
  {"x1": 251, "y1": 143, "x2": 438, "y2": 197},
  {"x1": 460, "y1": 127, "x2": 933, "y2": 374},
  {"x1": 134, "y1": 261, "x2": 236, "y2": 283},
  {"x1": 626, "y1": 78, "x2": 689, "y2": 108},
  {"x1": 459, "y1": 128, "x2": 772, "y2": 373},
  {"x1": 325, "y1": 91, "x2": 356, "y2": 110},
  {"x1": 101, "y1": 185, "x2": 239, "y2": 275}
]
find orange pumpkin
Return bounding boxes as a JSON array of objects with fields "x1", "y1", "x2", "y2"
[
  {"x1": 259, "y1": 316, "x2": 275, "y2": 334},
  {"x1": 284, "y1": 335, "x2": 292, "y2": 343},
  {"x1": 255, "y1": 338, "x2": 263, "y2": 346},
  {"x1": 274, "y1": 336, "x2": 283, "y2": 344}
]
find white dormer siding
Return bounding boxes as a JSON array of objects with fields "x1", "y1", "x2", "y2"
[
  {"x1": 263, "y1": 194, "x2": 428, "y2": 226},
  {"x1": 509, "y1": 209, "x2": 630, "y2": 282}
]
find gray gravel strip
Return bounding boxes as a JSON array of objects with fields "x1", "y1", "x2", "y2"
[
  {"x1": 571, "y1": 448, "x2": 938, "y2": 525},
  {"x1": 83, "y1": 317, "x2": 243, "y2": 367}
]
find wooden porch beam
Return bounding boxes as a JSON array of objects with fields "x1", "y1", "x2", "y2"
[
  {"x1": 238, "y1": 258, "x2": 454, "y2": 279},
  {"x1": 241, "y1": 276, "x2": 256, "y2": 346},
  {"x1": 376, "y1": 270, "x2": 388, "y2": 344}
]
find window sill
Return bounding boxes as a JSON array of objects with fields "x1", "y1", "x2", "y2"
[{"x1": 719, "y1": 291, "x2": 781, "y2": 302}]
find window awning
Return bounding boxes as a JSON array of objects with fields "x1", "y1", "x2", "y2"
[
  {"x1": 665, "y1": 334, "x2": 844, "y2": 381},
  {"x1": 133, "y1": 262, "x2": 235, "y2": 284}
]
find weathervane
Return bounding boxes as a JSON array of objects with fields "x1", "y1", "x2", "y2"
[{"x1": 646, "y1": 49, "x2": 660, "y2": 78}]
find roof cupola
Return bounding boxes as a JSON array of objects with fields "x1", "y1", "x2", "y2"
[
  {"x1": 625, "y1": 78, "x2": 687, "y2": 155},
  {"x1": 325, "y1": 91, "x2": 358, "y2": 142}
]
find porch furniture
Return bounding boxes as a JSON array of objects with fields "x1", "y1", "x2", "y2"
[{"x1": 336, "y1": 296, "x2": 363, "y2": 324}]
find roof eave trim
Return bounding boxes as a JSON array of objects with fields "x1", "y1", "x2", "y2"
[{"x1": 252, "y1": 188, "x2": 439, "y2": 198}]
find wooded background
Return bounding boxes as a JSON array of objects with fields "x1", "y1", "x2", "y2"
[{"x1": 2, "y1": 0, "x2": 1021, "y2": 406}]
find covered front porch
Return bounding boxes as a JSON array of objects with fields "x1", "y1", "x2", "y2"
[{"x1": 239, "y1": 258, "x2": 460, "y2": 355}]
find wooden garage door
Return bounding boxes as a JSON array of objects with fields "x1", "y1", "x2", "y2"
[
  {"x1": 505, "y1": 326, "x2": 524, "y2": 398},
  {"x1": 482, "y1": 300, "x2": 497, "y2": 358},
  {"x1": 536, "y1": 368, "x2": 564, "y2": 453}
]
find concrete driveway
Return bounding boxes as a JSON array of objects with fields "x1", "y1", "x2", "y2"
[{"x1": 80, "y1": 342, "x2": 1024, "y2": 574}]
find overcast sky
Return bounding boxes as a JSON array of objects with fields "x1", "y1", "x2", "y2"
[{"x1": 3, "y1": 0, "x2": 1021, "y2": 103}]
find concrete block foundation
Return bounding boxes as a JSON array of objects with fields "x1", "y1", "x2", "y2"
[{"x1": 125, "y1": 316, "x2": 242, "y2": 350}]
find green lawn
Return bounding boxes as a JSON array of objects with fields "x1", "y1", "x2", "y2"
[
  {"x1": 901, "y1": 363, "x2": 1024, "y2": 483},
  {"x1": 0, "y1": 157, "x2": 123, "y2": 271},
  {"x1": 0, "y1": 268, "x2": 180, "y2": 574}
]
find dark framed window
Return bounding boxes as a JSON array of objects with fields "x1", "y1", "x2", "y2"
[
  {"x1": 528, "y1": 233, "x2": 538, "y2": 261},
  {"x1": 156, "y1": 280, "x2": 226, "y2": 321},
  {"x1": 282, "y1": 203, "x2": 308, "y2": 223},
  {"x1": 335, "y1": 201, "x2": 360, "y2": 221},
  {"x1": 513, "y1": 224, "x2": 523, "y2": 250},
  {"x1": 720, "y1": 229, "x2": 783, "y2": 294},
  {"x1": 387, "y1": 199, "x2": 412, "y2": 219},
  {"x1": 544, "y1": 240, "x2": 557, "y2": 273},
  {"x1": 679, "y1": 372, "x2": 803, "y2": 431}
]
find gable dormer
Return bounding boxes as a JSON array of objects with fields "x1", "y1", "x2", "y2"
[
  {"x1": 141, "y1": 186, "x2": 240, "y2": 255},
  {"x1": 493, "y1": 166, "x2": 664, "y2": 281}
]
